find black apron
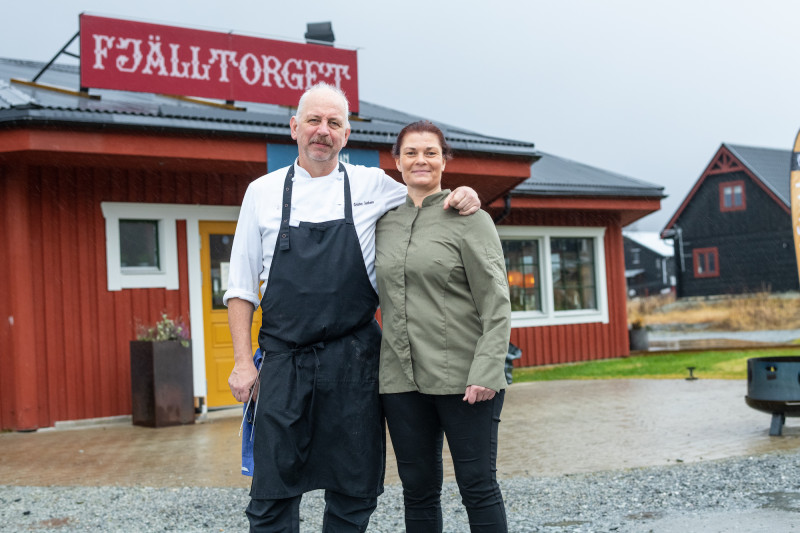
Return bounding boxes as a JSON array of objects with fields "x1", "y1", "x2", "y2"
[{"x1": 251, "y1": 163, "x2": 385, "y2": 499}]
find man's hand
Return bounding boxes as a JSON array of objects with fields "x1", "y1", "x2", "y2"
[
  {"x1": 463, "y1": 385, "x2": 496, "y2": 404},
  {"x1": 228, "y1": 297, "x2": 257, "y2": 403},
  {"x1": 229, "y1": 360, "x2": 258, "y2": 403},
  {"x1": 444, "y1": 186, "x2": 481, "y2": 215}
]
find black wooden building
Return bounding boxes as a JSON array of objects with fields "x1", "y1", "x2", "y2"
[
  {"x1": 661, "y1": 143, "x2": 798, "y2": 297},
  {"x1": 622, "y1": 231, "x2": 675, "y2": 297}
]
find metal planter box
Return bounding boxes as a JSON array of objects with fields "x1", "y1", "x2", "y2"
[
  {"x1": 130, "y1": 340, "x2": 195, "y2": 428},
  {"x1": 629, "y1": 328, "x2": 649, "y2": 352}
]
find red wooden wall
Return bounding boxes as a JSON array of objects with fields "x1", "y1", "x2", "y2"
[
  {"x1": 1, "y1": 151, "x2": 634, "y2": 430},
  {"x1": 0, "y1": 158, "x2": 256, "y2": 430},
  {"x1": 499, "y1": 209, "x2": 630, "y2": 368}
]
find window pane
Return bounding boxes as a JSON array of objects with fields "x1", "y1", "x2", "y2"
[
  {"x1": 723, "y1": 187, "x2": 733, "y2": 208},
  {"x1": 120, "y1": 220, "x2": 159, "y2": 269},
  {"x1": 210, "y1": 234, "x2": 235, "y2": 310},
  {"x1": 502, "y1": 239, "x2": 541, "y2": 312},
  {"x1": 707, "y1": 252, "x2": 716, "y2": 273},
  {"x1": 551, "y1": 238, "x2": 596, "y2": 311},
  {"x1": 697, "y1": 254, "x2": 706, "y2": 274},
  {"x1": 733, "y1": 185, "x2": 742, "y2": 206}
]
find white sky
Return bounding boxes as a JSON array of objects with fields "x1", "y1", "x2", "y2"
[{"x1": 3, "y1": 0, "x2": 799, "y2": 231}]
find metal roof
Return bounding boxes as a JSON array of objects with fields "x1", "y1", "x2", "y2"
[
  {"x1": 512, "y1": 152, "x2": 664, "y2": 198},
  {"x1": 725, "y1": 143, "x2": 791, "y2": 207},
  {"x1": 623, "y1": 231, "x2": 674, "y2": 257},
  {"x1": 0, "y1": 57, "x2": 536, "y2": 158}
]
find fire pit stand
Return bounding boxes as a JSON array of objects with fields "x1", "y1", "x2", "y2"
[{"x1": 744, "y1": 356, "x2": 800, "y2": 436}]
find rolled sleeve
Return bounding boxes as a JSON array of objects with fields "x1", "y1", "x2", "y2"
[{"x1": 223, "y1": 185, "x2": 264, "y2": 310}]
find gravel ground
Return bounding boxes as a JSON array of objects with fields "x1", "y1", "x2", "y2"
[{"x1": 3, "y1": 449, "x2": 800, "y2": 532}]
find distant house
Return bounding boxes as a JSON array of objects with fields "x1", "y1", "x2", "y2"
[
  {"x1": 622, "y1": 231, "x2": 675, "y2": 297},
  {"x1": 661, "y1": 143, "x2": 798, "y2": 297}
]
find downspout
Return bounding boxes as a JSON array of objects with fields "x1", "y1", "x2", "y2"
[{"x1": 493, "y1": 194, "x2": 512, "y2": 224}]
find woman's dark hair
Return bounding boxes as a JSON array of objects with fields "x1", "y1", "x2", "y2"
[{"x1": 391, "y1": 120, "x2": 454, "y2": 160}]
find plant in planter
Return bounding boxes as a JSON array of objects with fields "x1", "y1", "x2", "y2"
[
  {"x1": 130, "y1": 313, "x2": 194, "y2": 428},
  {"x1": 628, "y1": 316, "x2": 650, "y2": 352}
]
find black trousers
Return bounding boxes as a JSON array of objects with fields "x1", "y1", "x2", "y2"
[
  {"x1": 382, "y1": 391, "x2": 507, "y2": 533},
  {"x1": 246, "y1": 491, "x2": 377, "y2": 532}
]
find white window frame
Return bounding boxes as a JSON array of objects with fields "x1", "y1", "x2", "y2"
[
  {"x1": 102, "y1": 203, "x2": 179, "y2": 291},
  {"x1": 497, "y1": 226, "x2": 609, "y2": 328}
]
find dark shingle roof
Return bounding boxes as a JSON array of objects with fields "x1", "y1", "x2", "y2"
[
  {"x1": 725, "y1": 143, "x2": 791, "y2": 207},
  {"x1": 513, "y1": 152, "x2": 664, "y2": 198},
  {"x1": 0, "y1": 58, "x2": 536, "y2": 158}
]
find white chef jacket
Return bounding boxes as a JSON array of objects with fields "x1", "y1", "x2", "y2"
[{"x1": 223, "y1": 161, "x2": 408, "y2": 309}]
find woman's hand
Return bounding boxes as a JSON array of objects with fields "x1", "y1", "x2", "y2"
[{"x1": 463, "y1": 385, "x2": 496, "y2": 404}]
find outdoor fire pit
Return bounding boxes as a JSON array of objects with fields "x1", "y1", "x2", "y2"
[{"x1": 745, "y1": 356, "x2": 800, "y2": 436}]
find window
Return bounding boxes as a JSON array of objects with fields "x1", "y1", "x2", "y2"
[
  {"x1": 502, "y1": 240, "x2": 541, "y2": 312},
  {"x1": 209, "y1": 234, "x2": 235, "y2": 310},
  {"x1": 631, "y1": 248, "x2": 641, "y2": 265},
  {"x1": 693, "y1": 247, "x2": 719, "y2": 278},
  {"x1": 719, "y1": 180, "x2": 745, "y2": 212},
  {"x1": 498, "y1": 226, "x2": 608, "y2": 328},
  {"x1": 101, "y1": 203, "x2": 179, "y2": 291},
  {"x1": 551, "y1": 238, "x2": 597, "y2": 311},
  {"x1": 120, "y1": 220, "x2": 160, "y2": 271}
]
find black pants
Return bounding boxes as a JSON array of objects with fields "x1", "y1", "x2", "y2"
[
  {"x1": 246, "y1": 491, "x2": 377, "y2": 532},
  {"x1": 382, "y1": 391, "x2": 507, "y2": 533}
]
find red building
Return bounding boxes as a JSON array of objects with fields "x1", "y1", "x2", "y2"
[{"x1": 0, "y1": 55, "x2": 661, "y2": 430}]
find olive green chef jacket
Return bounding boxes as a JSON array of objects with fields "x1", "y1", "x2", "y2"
[{"x1": 375, "y1": 190, "x2": 512, "y2": 395}]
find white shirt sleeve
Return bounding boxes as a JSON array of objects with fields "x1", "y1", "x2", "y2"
[
  {"x1": 223, "y1": 182, "x2": 264, "y2": 309},
  {"x1": 379, "y1": 171, "x2": 408, "y2": 211}
]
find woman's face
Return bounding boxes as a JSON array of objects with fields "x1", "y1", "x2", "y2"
[{"x1": 395, "y1": 131, "x2": 446, "y2": 194}]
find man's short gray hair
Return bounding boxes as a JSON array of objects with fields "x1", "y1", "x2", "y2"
[{"x1": 295, "y1": 83, "x2": 351, "y2": 129}]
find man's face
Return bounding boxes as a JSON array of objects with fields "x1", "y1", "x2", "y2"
[{"x1": 290, "y1": 91, "x2": 351, "y2": 166}]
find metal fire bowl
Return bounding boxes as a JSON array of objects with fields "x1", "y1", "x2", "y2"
[
  {"x1": 745, "y1": 356, "x2": 800, "y2": 435},
  {"x1": 744, "y1": 397, "x2": 800, "y2": 416}
]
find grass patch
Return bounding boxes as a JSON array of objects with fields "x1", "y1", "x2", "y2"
[{"x1": 512, "y1": 348, "x2": 800, "y2": 382}]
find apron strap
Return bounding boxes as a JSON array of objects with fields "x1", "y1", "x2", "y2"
[
  {"x1": 340, "y1": 162, "x2": 354, "y2": 225},
  {"x1": 279, "y1": 162, "x2": 353, "y2": 251},
  {"x1": 279, "y1": 165, "x2": 295, "y2": 251}
]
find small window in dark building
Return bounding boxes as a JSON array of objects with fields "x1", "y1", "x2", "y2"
[
  {"x1": 693, "y1": 247, "x2": 719, "y2": 278},
  {"x1": 120, "y1": 219, "x2": 160, "y2": 270},
  {"x1": 719, "y1": 180, "x2": 745, "y2": 212},
  {"x1": 631, "y1": 248, "x2": 641, "y2": 265}
]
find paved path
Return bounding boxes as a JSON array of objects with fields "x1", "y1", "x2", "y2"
[{"x1": 2, "y1": 379, "x2": 800, "y2": 488}]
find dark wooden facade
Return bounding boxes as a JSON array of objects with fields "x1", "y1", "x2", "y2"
[
  {"x1": 662, "y1": 145, "x2": 797, "y2": 297},
  {"x1": 623, "y1": 234, "x2": 675, "y2": 297}
]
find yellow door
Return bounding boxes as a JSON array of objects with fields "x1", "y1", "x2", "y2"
[{"x1": 200, "y1": 221, "x2": 261, "y2": 408}]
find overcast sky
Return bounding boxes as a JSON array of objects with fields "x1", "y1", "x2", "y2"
[{"x1": 3, "y1": 0, "x2": 799, "y2": 231}]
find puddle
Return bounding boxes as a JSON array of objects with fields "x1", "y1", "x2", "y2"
[{"x1": 761, "y1": 491, "x2": 800, "y2": 512}]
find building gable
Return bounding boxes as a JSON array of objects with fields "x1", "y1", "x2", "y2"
[{"x1": 662, "y1": 144, "x2": 790, "y2": 238}]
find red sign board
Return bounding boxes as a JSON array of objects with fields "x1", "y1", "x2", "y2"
[{"x1": 79, "y1": 14, "x2": 359, "y2": 111}]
